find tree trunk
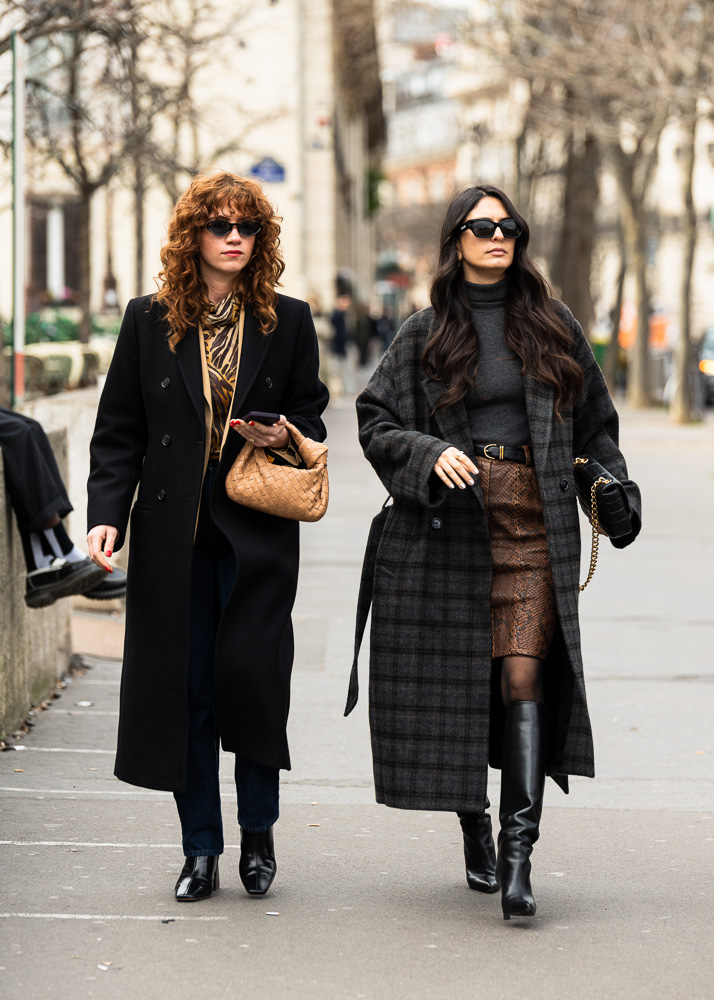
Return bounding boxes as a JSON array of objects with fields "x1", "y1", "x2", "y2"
[
  {"x1": 670, "y1": 109, "x2": 698, "y2": 424},
  {"x1": 627, "y1": 207, "x2": 651, "y2": 408},
  {"x1": 552, "y1": 131, "x2": 599, "y2": 338},
  {"x1": 128, "y1": 10, "x2": 145, "y2": 298},
  {"x1": 604, "y1": 237, "x2": 626, "y2": 393},
  {"x1": 77, "y1": 191, "x2": 92, "y2": 343},
  {"x1": 613, "y1": 152, "x2": 651, "y2": 408},
  {"x1": 134, "y1": 157, "x2": 145, "y2": 297}
]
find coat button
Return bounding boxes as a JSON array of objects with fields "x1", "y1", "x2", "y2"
[
  {"x1": 161, "y1": 434, "x2": 171, "y2": 446},
  {"x1": 157, "y1": 489, "x2": 166, "y2": 500},
  {"x1": 265, "y1": 377, "x2": 273, "y2": 388},
  {"x1": 431, "y1": 517, "x2": 443, "y2": 529},
  {"x1": 560, "y1": 479, "x2": 569, "y2": 491},
  {"x1": 161, "y1": 377, "x2": 171, "y2": 388}
]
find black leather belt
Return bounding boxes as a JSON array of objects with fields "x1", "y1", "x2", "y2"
[{"x1": 473, "y1": 443, "x2": 533, "y2": 465}]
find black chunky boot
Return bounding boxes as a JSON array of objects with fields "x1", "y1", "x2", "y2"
[
  {"x1": 239, "y1": 827, "x2": 277, "y2": 896},
  {"x1": 497, "y1": 701, "x2": 546, "y2": 919},
  {"x1": 457, "y1": 799, "x2": 499, "y2": 893},
  {"x1": 174, "y1": 855, "x2": 220, "y2": 901}
]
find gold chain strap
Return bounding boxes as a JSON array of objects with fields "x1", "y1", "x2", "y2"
[{"x1": 577, "y1": 465, "x2": 612, "y2": 591}]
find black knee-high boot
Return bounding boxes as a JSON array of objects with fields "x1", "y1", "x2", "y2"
[
  {"x1": 497, "y1": 701, "x2": 546, "y2": 919},
  {"x1": 457, "y1": 799, "x2": 499, "y2": 893}
]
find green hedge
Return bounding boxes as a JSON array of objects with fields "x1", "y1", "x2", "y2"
[{"x1": 2, "y1": 312, "x2": 121, "y2": 344}]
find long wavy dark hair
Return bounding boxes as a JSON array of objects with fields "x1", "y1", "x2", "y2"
[{"x1": 424, "y1": 184, "x2": 583, "y2": 417}]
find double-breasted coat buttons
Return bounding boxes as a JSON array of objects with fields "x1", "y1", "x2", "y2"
[
  {"x1": 161, "y1": 434, "x2": 171, "y2": 446},
  {"x1": 265, "y1": 377, "x2": 273, "y2": 388},
  {"x1": 560, "y1": 479, "x2": 569, "y2": 491},
  {"x1": 157, "y1": 489, "x2": 166, "y2": 500},
  {"x1": 161, "y1": 377, "x2": 171, "y2": 388},
  {"x1": 431, "y1": 517, "x2": 443, "y2": 529}
]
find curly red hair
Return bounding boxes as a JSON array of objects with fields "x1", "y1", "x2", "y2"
[{"x1": 155, "y1": 171, "x2": 285, "y2": 348}]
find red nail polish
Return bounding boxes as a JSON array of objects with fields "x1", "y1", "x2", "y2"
[
  {"x1": 249, "y1": 421, "x2": 255, "y2": 426},
  {"x1": 105, "y1": 550, "x2": 112, "y2": 557},
  {"x1": 108, "y1": 567, "x2": 113, "y2": 573}
]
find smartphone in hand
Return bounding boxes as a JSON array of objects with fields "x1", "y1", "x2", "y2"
[{"x1": 241, "y1": 411, "x2": 281, "y2": 425}]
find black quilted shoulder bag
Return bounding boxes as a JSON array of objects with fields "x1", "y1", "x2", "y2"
[{"x1": 573, "y1": 455, "x2": 633, "y2": 591}]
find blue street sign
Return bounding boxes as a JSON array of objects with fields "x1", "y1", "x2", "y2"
[{"x1": 249, "y1": 157, "x2": 286, "y2": 183}]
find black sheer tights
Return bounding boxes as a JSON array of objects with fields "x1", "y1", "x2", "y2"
[{"x1": 501, "y1": 655, "x2": 543, "y2": 706}]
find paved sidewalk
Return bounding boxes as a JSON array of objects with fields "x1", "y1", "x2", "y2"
[{"x1": 1, "y1": 399, "x2": 713, "y2": 999}]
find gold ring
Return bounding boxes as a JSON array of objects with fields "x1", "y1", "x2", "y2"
[{"x1": 250, "y1": 437, "x2": 255, "y2": 443}]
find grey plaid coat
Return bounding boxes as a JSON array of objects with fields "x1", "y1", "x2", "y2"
[{"x1": 345, "y1": 303, "x2": 641, "y2": 812}]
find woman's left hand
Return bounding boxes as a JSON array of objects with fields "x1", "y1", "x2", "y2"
[{"x1": 230, "y1": 415, "x2": 290, "y2": 449}]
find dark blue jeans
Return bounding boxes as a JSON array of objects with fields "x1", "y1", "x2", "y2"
[{"x1": 173, "y1": 464, "x2": 280, "y2": 857}]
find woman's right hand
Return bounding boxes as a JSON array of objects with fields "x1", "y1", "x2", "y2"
[
  {"x1": 87, "y1": 525, "x2": 118, "y2": 572},
  {"x1": 433, "y1": 447, "x2": 478, "y2": 489}
]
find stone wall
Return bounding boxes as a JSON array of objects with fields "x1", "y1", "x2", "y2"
[{"x1": 0, "y1": 429, "x2": 72, "y2": 739}]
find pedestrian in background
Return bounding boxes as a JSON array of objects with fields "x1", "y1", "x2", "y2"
[
  {"x1": 329, "y1": 292, "x2": 352, "y2": 359},
  {"x1": 87, "y1": 172, "x2": 328, "y2": 902},
  {"x1": 330, "y1": 292, "x2": 357, "y2": 392},
  {"x1": 347, "y1": 183, "x2": 641, "y2": 920},
  {"x1": 374, "y1": 305, "x2": 395, "y2": 351}
]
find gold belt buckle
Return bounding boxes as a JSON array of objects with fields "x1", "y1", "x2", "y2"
[{"x1": 483, "y1": 443, "x2": 504, "y2": 460}]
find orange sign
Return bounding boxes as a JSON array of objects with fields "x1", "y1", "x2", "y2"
[{"x1": 618, "y1": 304, "x2": 668, "y2": 350}]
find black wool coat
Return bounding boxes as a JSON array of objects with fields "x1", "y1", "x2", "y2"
[
  {"x1": 88, "y1": 293, "x2": 329, "y2": 792},
  {"x1": 345, "y1": 303, "x2": 641, "y2": 813}
]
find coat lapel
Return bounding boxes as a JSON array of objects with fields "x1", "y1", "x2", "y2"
[
  {"x1": 230, "y1": 304, "x2": 273, "y2": 420},
  {"x1": 175, "y1": 325, "x2": 205, "y2": 427},
  {"x1": 525, "y1": 375, "x2": 554, "y2": 475}
]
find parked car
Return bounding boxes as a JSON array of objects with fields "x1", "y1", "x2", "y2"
[{"x1": 700, "y1": 328, "x2": 714, "y2": 406}]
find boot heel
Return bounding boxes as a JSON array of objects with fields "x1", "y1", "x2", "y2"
[{"x1": 458, "y1": 808, "x2": 499, "y2": 893}]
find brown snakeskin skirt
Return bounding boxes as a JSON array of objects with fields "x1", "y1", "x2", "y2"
[{"x1": 475, "y1": 456, "x2": 557, "y2": 660}]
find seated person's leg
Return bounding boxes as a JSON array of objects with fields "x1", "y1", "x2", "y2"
[{"x1": 0, "y1": 409, "x2": 126, "y2": 608}]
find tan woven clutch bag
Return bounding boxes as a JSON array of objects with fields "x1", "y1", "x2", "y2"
[{"x1": 225, "y1": 421, "x2": 328, "y2": 522}]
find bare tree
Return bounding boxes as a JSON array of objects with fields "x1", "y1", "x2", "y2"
[
  {"x1": 0, "y1": 0, "x2": 132, "y2": 56},
  {"x1": 667, "y1": 6, "x2": 714, "y2": 423},
  {"x1": 21, "y1": 1, "x2": 155, "y2": 339},
  {"x1": 480, "y1": 0, "x2": 705, "y2": 406},
  {"x1": 11, "y1": 0, "x2": 280, "y2": 322},
  {"x1": 118, "y1": 0, "x2": 288, "y2": 295},
  {"x1": 140, "y1": 0, "x2": 286, "y2": 205}
]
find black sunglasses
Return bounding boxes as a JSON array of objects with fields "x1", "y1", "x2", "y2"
[
  {"x1": 459, "y1": 217, "x2": 522, "y2": 239},
  {"x1": 203, "y1": 219, "x2": 262, "y2": 238}
]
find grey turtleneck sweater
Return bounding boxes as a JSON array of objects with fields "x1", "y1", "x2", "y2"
[{"x1": 462, "y1": 278, "x2": 531, "y2": 448}]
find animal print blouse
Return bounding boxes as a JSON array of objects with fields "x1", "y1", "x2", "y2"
[{"x1": 201, "y1": 293, "x2": 242, "y2": 460}]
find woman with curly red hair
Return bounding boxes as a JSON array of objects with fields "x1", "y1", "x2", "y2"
[{"x1": 87, "y1": 171, "x2": 329, "y2": 902}]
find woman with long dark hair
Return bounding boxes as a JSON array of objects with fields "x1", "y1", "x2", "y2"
[
  {"x1": 87, "y1": 172, "x2": 328, "y2": 902},
  {"x1": 346, "y1": 184, "x2": 640, "y2": 919}
]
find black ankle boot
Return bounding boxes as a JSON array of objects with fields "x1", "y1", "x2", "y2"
[
  {"x1": 174, "y1": 855, "x2": 220, "y2": 901},
  {"x1": 458, "y1": 799, "x2": 499, "y2": 893},
  {"x1": 497, "y1": 701, "x2": 546, "y2": 919},
  {"x1": 239, "y1": 827, "x2": 277, "y2": 896}
]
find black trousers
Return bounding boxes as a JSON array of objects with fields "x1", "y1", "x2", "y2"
[{"x1": 0, "y1": 406, "x2": 72, "y2": 531}]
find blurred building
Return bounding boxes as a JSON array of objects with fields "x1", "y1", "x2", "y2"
[
  {"x1": 375, "y1": 0, "x2": 519, "y2": 312},
  {"x1": 0, "y1": 0, "x2": 384, "y2": 324},
  {"x1": 375, "y1": 0, "x2": 714, "y2": 354}
]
